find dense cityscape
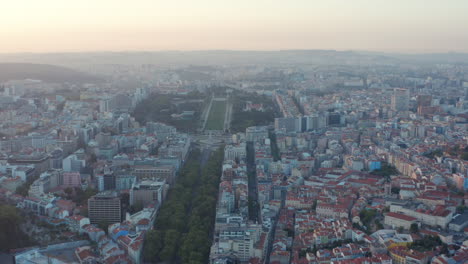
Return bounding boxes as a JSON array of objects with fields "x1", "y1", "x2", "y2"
[
  {"x1": 1, "y1": 1, "x2": 468, "y2": 263},
  {"x1": 0, "y1": 52, "x2": 466, "y2": 264}
]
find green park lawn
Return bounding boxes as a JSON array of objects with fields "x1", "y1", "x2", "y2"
[{"x1": 205, "y1": 100, "x2": 226, "y2": 130}]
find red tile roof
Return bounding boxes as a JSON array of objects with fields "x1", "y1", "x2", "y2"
[{"x1": 386, "y1": 212, "x2": 417, "y2": 222}]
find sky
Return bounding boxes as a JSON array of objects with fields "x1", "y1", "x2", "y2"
[{"x1": 1, "y1": 0, "x2": 468, "y2": 53}]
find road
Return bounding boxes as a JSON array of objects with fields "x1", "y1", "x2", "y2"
[
  {"x1": 264, "y1": 190, "x2": 286, "y2": 264},
  {"x1": 223, "y1": 100, "x2": 233, "y2": 132},
  {"x1": 200, "y1": 146, "x2": 213, "y2": 167},
  {"x1": 200, "y1": 94, "x2": 214, "y2": 131}
]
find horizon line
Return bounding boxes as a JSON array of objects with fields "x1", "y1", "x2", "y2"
[{"x1": 1, "y1": 49, "x2": 468, "y2": 56}]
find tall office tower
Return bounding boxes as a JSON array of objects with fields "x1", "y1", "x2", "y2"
[
  {"x1": 99, "y1": 98, "x2": 110, "y2": 113},
  {"x1": 417, "y1": 94, "x2": 433, "y2": 115},
  {"x1": 391, "y1": 88, "x2": 410, "y2": 112},
  {"x1": 88, "y1": 192, "x2": 121, "y2": 225},
  {"x1": 417, "y1": 95, "x2": 432, "y2": 107}
]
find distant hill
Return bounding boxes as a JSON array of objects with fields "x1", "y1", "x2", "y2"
[
  {"x1": 1, "y1": 50, "x2": 467, "y2": 69},
  {"x1": 0, "y1": 63, "x2": 103, "y2": 83}
]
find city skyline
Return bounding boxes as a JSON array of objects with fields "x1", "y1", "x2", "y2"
[
  {"x1": 2, "y1": 0, "x2": 468, "y2": 53},
  {"x1": 1, "y1": 2, "x2": 468, "y2": 264}
]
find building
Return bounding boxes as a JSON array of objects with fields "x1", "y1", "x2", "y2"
[
  {"x1": 130, "y1": 179, "x2": 167, "y2": 207},
  {"x1": 102, "y1": 173, "x2": 116, "y2": 190},
  {"x1": 62, "y1": 172, "x2": 81, "y2": 188},
  {"x1": 14, "y1": 241, "x2": 90, "y2": 264},
  {"x1": 448, "y1": 212, "x2": 468, "y2": 232},
  {"x1": 63, "y1": 154, "x2": 86, "y2": 172},
  {"x1": 88, "y1": 192, "x2": 121, "y2": 225},
  {"x1": 11, "y1": 166, "x2": 35, "y2": 181},
  {"x1": 22, "y1": 194, "x2": 56, "y2": 216},
  {"x1": 115, "y1": 174, "x2": 136, "y2": 191},
  {"x1": 8, "y1": 153, "x2": 50, "y2": 176},
  {"x1": 391, "y1": 88, "x2": 410, "y2": 112},
  {"x1": 224, "y1": 143, "x2": 247, "y2": 161},
  {"x1": 0, "y1": 176, "x2": 23, "y2": 191},
  {"x1": 133, "y1": 165, "x2": 175, "y2": 183},
  {"x1": 67, "y1": 215, "x2": 91, "y2": 233},
  {"x1": 245, "y1": 126, "x2": 269, "y2": 143},
  {"x1": 274, "y1": 117, "x2": 300, "y2": 132},
  {"x1": 28, "y1": 176, "x2": 51, "y2": 198},
  {"x1": 416, "y1": 94, "x2": 432, "y2": 114},
  {"x1": 384, "y1": 212, "x2": 418, "y2": 230},
  {"x1": 390, "y1": 204, "x2": 453, "y2": 228},
  {"x1": 157, "y1": 134, "x2": 191, "y2": 162},
  {"x1": 328, "y1": 112, "x2": 342, "y2": 126},
  {"x1": 416, "y1": 94, "x2": 432, "y2": 108},
  {"x1": 210, "y1": 225, "x2": 262, "y2": 263},
  {"x1": 95, "y1": 132, "x2": 112, "y2": 147},
  {"x1": 99, "y1": 98, "x2": 111, "y2": 112},
  {"x1": 111, "y1": 93, "x2": 133, "y2": 112},
  {"x1": 146, "y1": 122, "x2": 176, "y2": 140},
  {"x1": 41, "y1": 170, "x2": 63, "y2": 189},
  {"x1": 49, "y1": 149, "x2": 64, "y2": 169},
  {"x1": 316, "y1": 203, "x2": 349, "y2": 219}
]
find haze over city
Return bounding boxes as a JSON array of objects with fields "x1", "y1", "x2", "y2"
[
  {"x1": 2, "y1": 0, "x2": 468, "y2": 53},
  {"x1": 1, "y1": 2, "x2": 468, "y2": 264}
]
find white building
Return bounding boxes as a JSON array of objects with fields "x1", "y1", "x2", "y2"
[{"x1": 62, "y1": 154, "x2": 86, "y2": 172}]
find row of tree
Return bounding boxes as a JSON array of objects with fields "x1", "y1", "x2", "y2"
[
  {"x1": 143, "y1": 147, "x2": 224, "y2": 263},
  {"x1": 268, "y1": 129, "x2": 281, "y2": 161},
  {"x1": 0, "y1": 205, "x2": 33, "y2": 251}
]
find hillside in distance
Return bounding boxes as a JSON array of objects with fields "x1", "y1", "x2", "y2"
[{"x1": 0, "y1": 63, "x2": 103, "y2": 83}]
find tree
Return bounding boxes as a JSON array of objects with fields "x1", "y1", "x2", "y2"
[
  {"x1": 312, "y1": 244, "x2": 318, "y2": 254},
  {"x1": 15, "y1": 175, "x2": 39, "y2": 197},
  {"x1": 375, "y1": 220, "x2": 384, "y2": 230},
  {"x1": 410, "y1": 223, "x2": 419, "y2": 233},
  {"x1": 120, "y1": 193, "x2": 130, "y2": 207},
  {"x1": 15, "y1": 183, "x2": 30, "y2": 197},
  {"x1": 0, "y1": 205, "x2": 32, "y2": 250},
  {"x1": 142, "y1": 148, "x2": 224, "y2": 264},
  {"x1": 159, "y1": 229, "x2": 180, "y2": 262},
  {"x1": 371, "y1": 163, "x2": 399, "y2": 178},
  {"x1": 89, "y1": 153, "x2": 97, "y2": 163},
  {"x1": 410, "y1": 235, "x2": 442, "y2": 252},
  {"x1": 56, "y1": 102, "x2": 65, "y2": 112},
  {"x1": 73, "y1": 187, "x2": 97, "y2": 205},
  {"x1": 64, "y1": 187, "x2": 73, "y2": 196},
  {"x1": 462, "y1": 152, "x2": 468, "y2": 161},
  {"x1": 133, "y1": 93, "x2": 204, "y2": 132},
  {"x1": 143, "y1": 230, "x2": 163, "y2": 262},
  {"x1": 130, "y1": 201, "x2": 144, "y2": 214},
  {"x1": 312, "y1": 200, "x2": 318, "y2": 211},
  {"x1": 283, "y1": 228, "x2": 294, "y2": 237},
  {"x1": 97, "y1": 220, "x2": 109, "y2": 234},
  {"x1": 391, "y1": 187, "x2": 400, "y2": 194},
  {"x1": 424, "y1": 149, "x2": 443, "y2": 159},
  {"x1": 229, "y1": 92, "x2": 277, "y2": 133},
  {"x1": 360, "y1": 209, "x2": 377, "y2": 227}
]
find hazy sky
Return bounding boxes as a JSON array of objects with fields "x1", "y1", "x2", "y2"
[{"x1": 1, "y1": 0, "x2": 468, "y2": 53}]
